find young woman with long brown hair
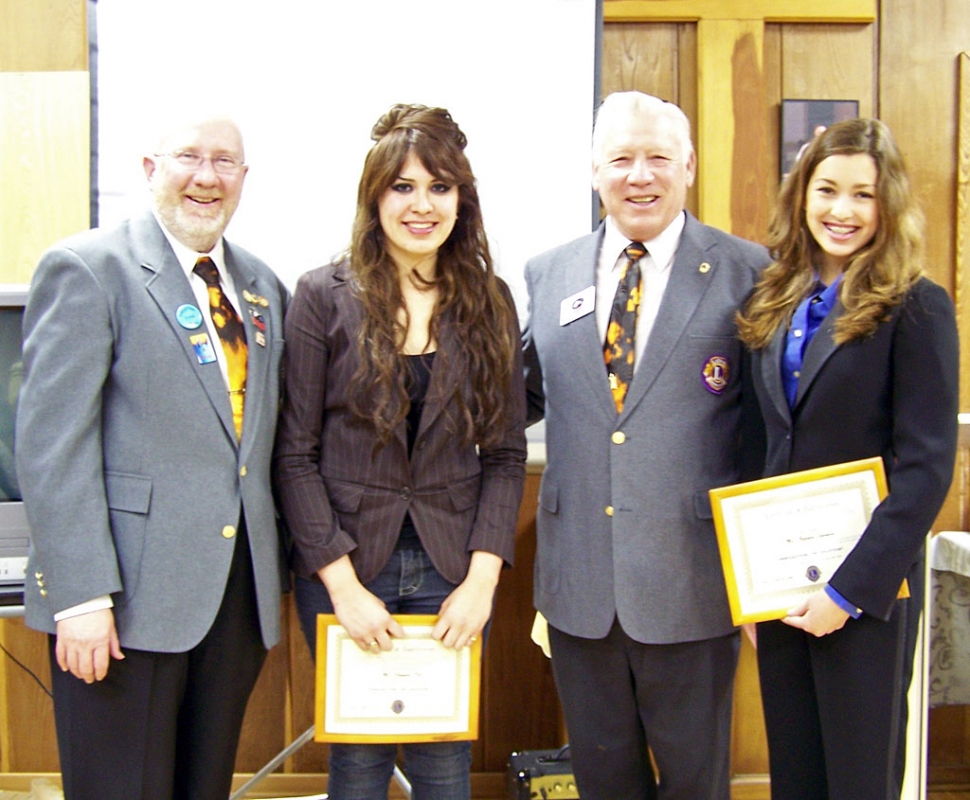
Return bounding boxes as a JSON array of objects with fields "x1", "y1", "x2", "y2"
[
  {"x1": 738, "y1": 118, "x2": 958, "y2": 799},
  {"x1": 274, "y1": 104, "x2": 526, "y2": 799}
]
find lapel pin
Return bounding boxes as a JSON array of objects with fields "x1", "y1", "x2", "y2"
[
  {"x1": 701, "y1": 355, "x2": 729, "y2": 395},
  {"x1": 698, "y1": 262, "x2": 711, "y2": 274},
  {"x1": 243, "y1": 289, "x2": 270, "y2": 307},
  {"x1": 175, "y1": 303, "x2": 203, "y2": 330},
  {"x1": 190, "y1": 332, "x2": 217, "y2": 364},
  {"x1": 249, "y1": 308, "x2": 268, "y2": 347},
  {"x1": 249, "y1": 308, "x2": 267, "y2": 332}
]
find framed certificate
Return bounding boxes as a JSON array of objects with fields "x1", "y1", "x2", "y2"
[
  {"x1": 710, "y1": 457, "x2": 892, "y2": 625},
  {"x1": 314, "y1": 614, "x2": 482, "y2": 743}
]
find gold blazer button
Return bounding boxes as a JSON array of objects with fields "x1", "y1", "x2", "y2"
[
  {"x1": 221, "y1": 525, "x2": 237, "y2": 539},
  {"x1": 611, "y1": 431, "x2": 626, "y2": 445}
]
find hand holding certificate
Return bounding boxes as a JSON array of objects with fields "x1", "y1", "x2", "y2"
[
  {"x1": 709, "y1": 457, "x2": 902, "y2": 625},
  {"x1": 314, "y1": 614, "x2": 482, "y2": 743}
]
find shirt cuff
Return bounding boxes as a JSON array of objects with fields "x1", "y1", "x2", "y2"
[
  {"x1": 53, "y1": 595, "x2": 114, "y2": 622},
  {"x1": 824, "y1": 585, "x2": 862, "y2": 619}
]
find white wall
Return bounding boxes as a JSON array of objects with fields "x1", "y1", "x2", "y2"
[{"x1": 96, "y1": 0, "x2": 598, "y2": 319}]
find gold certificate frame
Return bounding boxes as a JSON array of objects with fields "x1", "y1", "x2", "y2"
[
  {"x1": 710, "y1": 457, "x2": 888, "y2": 625},
  {"x1": 314, "y1": 614, "x2": 482, "y2": 743}
]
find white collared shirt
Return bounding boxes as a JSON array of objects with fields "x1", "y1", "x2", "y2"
[
  {"x1": 155, "y1": 214, "x2": 242, "y2": 393},
  {"x1": 595, "y1": 212, "x2": 685, "y2": 372}
]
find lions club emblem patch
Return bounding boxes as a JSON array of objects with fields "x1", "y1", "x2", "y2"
[{"x1": 701, "y1": 355, "x2": 729, "y2": 395}]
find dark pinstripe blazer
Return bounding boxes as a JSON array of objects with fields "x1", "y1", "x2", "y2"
[{"x1": 273, "y1": 261, "x2": 527, "y2": 586}]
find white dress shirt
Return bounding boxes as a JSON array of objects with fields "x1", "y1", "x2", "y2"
[{"x1": 159, "y1": 220, "x2": 242, "y2": 393}]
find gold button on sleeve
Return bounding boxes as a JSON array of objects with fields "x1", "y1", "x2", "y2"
[
  {"x1": 611, "y1": 431, "x2": 626, "y2": 445},
  {"x1": 221, "y1": 525, "x2": 236, "y2": 539}
]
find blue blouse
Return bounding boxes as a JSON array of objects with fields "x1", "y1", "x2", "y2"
[{"x1": 781, "y1": 274, "x2": 843, "y2": 409}]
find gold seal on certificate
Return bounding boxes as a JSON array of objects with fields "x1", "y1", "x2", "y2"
[
  {"x1": 314, "y1": 614, "x2": 482, "y2": 743},
  {"x1": 709, "y1": 457, "x2": 903, "y2": 625}
]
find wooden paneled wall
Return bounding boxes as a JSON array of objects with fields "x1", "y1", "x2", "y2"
[
  {"x1": 0, "y1": 0, "x2": 89, "y2": 285},
  {"x1": 0, "y1": 0, "x2": 90, "y2": 776},
  {"x1": 3, "y1": 0, "x2": 970, "y2": 794},
  {"x1": 883, "y1": 0, "x2": 970, "y2": 779}
]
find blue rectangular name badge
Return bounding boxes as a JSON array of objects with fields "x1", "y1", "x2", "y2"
[{"x1": 190, "y1": 332, "x2": 217, "y2": 364}]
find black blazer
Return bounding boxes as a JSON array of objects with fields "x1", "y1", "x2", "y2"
[{"x1": 751, "y1": 276, "x2": 959, "y2": 620}]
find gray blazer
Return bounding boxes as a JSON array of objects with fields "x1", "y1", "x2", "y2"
[
  {"x1": 523, "y1": 213, "x2": 769, "y2": 644},
  {"x1": 17, "y1": 211, "x2": 288, "y2": 651}
]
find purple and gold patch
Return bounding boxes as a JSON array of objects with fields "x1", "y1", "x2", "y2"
[{"x1": 701, "y1": 355, "x2": 729, "y2": 395}]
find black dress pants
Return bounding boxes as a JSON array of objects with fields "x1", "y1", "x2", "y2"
[{"x1": 50, "y1": 523, "x2": 267, "y2": 800}]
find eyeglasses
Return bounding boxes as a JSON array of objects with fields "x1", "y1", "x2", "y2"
[{"x1": 155, "y1": 151, "x2": 245, "y2": 175}]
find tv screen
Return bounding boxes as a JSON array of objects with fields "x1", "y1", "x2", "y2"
[{"x1": 0, "y1": 284, "x2": 29, "y2": 594}]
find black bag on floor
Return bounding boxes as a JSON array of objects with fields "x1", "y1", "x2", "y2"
[{"x1": 506, "y1": 746, "x2": 579, "y2": 799}]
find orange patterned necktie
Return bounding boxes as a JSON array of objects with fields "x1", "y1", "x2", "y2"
[
  {"x1": 193, "y1": 257, "x2": 247, "y2": 439},
  {"x1": 604, "y1": 242, "x2": 646, "y2": 413}
]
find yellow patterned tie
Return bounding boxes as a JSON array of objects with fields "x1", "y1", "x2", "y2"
[
  {"x1": 193, "y1": 257, "x2": 247, "y2": 439},
  {"x1": 604, "y1": 242, "x2": 646, "y2": 413}
]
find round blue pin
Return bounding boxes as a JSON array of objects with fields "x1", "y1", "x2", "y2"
[{"x1": 176, "y1": 304, "x2": 203, "y2": 330}]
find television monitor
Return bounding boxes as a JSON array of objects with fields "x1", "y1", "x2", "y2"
[{"x1": 0, "y1": 284, "x2": 29, "y2": 601}]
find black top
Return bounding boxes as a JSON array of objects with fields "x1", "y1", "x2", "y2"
[{"x1": 398, "y1": 351, "x2": 436, "y2": 549}]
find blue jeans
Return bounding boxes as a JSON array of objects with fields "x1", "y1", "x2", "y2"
[{"x1": 295, "y1": 545, "x2": 472, "y2": 800}]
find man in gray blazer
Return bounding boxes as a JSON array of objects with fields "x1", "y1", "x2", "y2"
[
  {"x1": 16, "y1": 115, "x2": 287, "y2": 800},
  {"x1": 523, "y1": 92, "x2": 770, "y2": 799}
]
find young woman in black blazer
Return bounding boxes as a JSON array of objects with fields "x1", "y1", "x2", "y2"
[{"x1": 737, "y1": 118, "x2": 959, "y2": 799}]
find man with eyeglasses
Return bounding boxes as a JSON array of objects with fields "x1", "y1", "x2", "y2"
[{"x1": 16, "y1": 114, "x2": 288, "y2": 800}]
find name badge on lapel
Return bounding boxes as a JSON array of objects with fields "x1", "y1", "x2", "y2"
[
  {"x1": 189, "y1": 332, "x2": 217, "y2": 364},
  {"x1": 560, "y1": 285, "x2": 595, "y2": 326}
]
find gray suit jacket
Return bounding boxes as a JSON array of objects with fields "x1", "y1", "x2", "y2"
[
  {"x1": 17, "y1": 211, "x2": 288, "y2": 651},
  {"x1": 523, "y1": 213, "x2": 769, "y2": 644}
]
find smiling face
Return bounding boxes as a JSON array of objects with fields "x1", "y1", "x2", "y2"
[
  {"x1": 143, "y1": 118, "x2": 248, "y2": 253},
  {"x1": 592, "y1": 105, "x2": 696, "y2": 243},
  {"x1": 805, "y1": 153, "x2": 880, "y2": 282},
  {"x1": 377, "y1": 152, "x2": 459, "y2": 273}
]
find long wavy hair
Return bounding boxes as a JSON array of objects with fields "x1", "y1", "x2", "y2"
[
  {"x1": 737, "y1": 118, "x2": 924, "y2": 349},
  {"x1": 346, "y1": 104, "x2": 517, "y2": 448}
]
